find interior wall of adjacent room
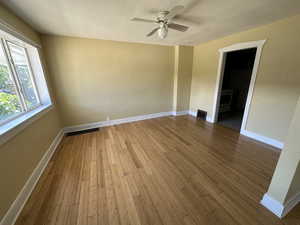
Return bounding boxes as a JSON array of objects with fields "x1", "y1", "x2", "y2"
[
  {"x1": 0, "y1": 4, "x2": 62, "y2": 221},
  {"x1": 190, "y1": 14, "x2": 300, "y2": 142},
  {"x1": 42, "y1": 35, "x2": 174, "y2": 127}
]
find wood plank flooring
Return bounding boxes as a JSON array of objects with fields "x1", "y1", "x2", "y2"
[{"x1": 15, "y1": 115, "x2": 300, "y2": 225}]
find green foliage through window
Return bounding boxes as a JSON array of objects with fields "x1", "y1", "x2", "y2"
[
  {"x1": 0, "y1": 65, "x2": 22, "y2": 120},
  {"x1": 0, "y1": 92, "x2": 22, "y2": 118}
]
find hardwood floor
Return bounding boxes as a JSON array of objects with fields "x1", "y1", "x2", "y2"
[{"x1": 15, "y1": 115, "x2": 300, "y2": 225}]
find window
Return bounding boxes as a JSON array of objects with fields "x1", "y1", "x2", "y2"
[{"x1": 0, "y1": 28, "x2": 52, "y2": 134}]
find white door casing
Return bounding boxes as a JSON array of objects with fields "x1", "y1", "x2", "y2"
[{"x1": 211, "y1": 40, "x2": 266, "y2": 134}]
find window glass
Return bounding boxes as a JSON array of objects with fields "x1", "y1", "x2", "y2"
[
  {"x1": 8, "y1": 42, "x2": 40, "y2": 110},
  {"x1": 0, "y1": 44, "x2": 23, "y2": 123}
]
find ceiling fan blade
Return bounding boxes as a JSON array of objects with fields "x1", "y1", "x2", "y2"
[
  {"x1": 131, "y1": 17, "x2": 156, "y2": 23},
  {"x1": 147, "y1": 27, "x2": 159, "y2": 37},
  {"x1": 168, "y1": 23, "x2": 189, "y2": 32},
  {"x1": 166, "y1": 5, "x2": 184, "y2": 20},
  {"x1": 173, "y1": 15, "x2": 202, "y2": 25}
]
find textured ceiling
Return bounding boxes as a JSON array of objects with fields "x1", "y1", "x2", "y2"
[{"x1": 1, "y1": 0, "x2": 300, "y2": 46}]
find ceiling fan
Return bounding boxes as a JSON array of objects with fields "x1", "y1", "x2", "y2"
[{"x1": 131, "y1": 5, "x2": 189, "y2": 39}]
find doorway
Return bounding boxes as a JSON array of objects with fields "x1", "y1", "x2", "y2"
[
  {"x1": 217, "y1": 48, "x2": 256, "y2": 131},
  {"x1": 211, "y1": 40, "x2": 266, "y2": 133}
]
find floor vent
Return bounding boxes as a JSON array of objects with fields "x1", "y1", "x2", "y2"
[
  {"x1": 66, "y1": 128, "x2": 99, "y2": 136},
  {"x1": 197, "y1": 109, "x2": 207, "y2": 121}
]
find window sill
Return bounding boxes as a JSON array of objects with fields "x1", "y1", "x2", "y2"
[{"x1": 0, "y1": 104, "x2": 53, "y2": 146}]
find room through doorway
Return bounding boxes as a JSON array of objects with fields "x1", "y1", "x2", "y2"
[{"x1": 216, "y1": 48, "x2": 257, "y2": 131}]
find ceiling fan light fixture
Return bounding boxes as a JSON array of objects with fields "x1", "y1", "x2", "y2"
[{"x1": 158, "y1": 24, "x2": 168, "y2": 39}]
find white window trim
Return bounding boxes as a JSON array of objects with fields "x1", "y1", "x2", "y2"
[{"x1": 0, "y1": 23, "x2": 54, "y2": 146}]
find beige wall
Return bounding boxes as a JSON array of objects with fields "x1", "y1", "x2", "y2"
[
  {"x1": 42, "y1": 35, "x2": 174, "y2": 127},
  {"x1": 267, "y1": 97, "x2": 300, "y2": 204},
  {"x1": 190, "y1": 14, "x2": 300, "y2": 142},
  {"x1": 0, "y1": 4, "x2": 62, "y2": 220},
  {"x1": 173, "y1": 46, "x2": 193, "y2": 112}
]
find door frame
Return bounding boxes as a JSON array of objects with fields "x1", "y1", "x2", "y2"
[{"x1": 211, "y1": 40, "x2": 266, "y2": 133}]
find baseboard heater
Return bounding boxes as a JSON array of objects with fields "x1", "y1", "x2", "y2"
[
  {"x1": 66, "y1": 128, "x2": 99, "y2": 136},
  {"x1": 197, "y1": 109, "x2": 207, "y2": 121}
]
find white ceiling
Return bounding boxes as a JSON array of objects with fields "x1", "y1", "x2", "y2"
[{"x1": 2, "y1": 0, "x2": 300, "y2": 46}]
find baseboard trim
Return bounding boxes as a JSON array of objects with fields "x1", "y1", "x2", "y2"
[
  {"x1": 64, "y1": 111, "x2": 174, "y2": 133},
  {"x1": 0, "y1": 130, "x2": 64, "y2": 225},
  {"x1": 172, "y1": 110, "x2": 189, "y2": 116},
  {"x1": 188, "y1": 110, "x2": 197, "y2": 117},
  {"x1": 261, "y1": 192, "x2": 300, "y2": 218},
  {"x1": 206, "y1": 116, "x2": 213, "y2": 123},
  {"x1": 189, "y1": 111, "x2": 283, "y2": 148},
  {"x1": 241, "y1": 129, "x2": 284, "y2": 149},
  {"x1": 261, "y1": 194, "x2": 285, "y2": 218}
]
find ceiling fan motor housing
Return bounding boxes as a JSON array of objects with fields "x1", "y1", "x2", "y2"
[{"x1": 157, "y1": 11, "x2": 169, "y2": 23}]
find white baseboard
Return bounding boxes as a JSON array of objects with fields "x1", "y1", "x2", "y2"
[
  {"x1": 64, "y1": 111, "x2": 174, "y2": 133},
  {"x1": 261, "y1": 192, "x2": 300, "y2": 218},
  {"x1": 206, "y1": 116, "x2": 213, "y2": 123},
  {"x1": 188, "y1": 110, "x2": 197, "y2": 117},
  {"x1": 189, "y1": 110, "x2": 283, "y2": 148},
  {"x1": 240, "y1": 129, "x2": 284, "y2": 149},
  {"x1": 261, "y1": 194, "x2": 284, "y2": 218},
  {"x1": 0, "y1": 130, "x2": 64, "y2": 225},
  {"x1": 172, "y1": 110, "x2": 189, "y2": 116}
]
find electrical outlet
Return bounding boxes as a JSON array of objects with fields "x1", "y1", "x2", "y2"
[{"x1": 106, "y1": 116, "x2": 110, "y2": 121}]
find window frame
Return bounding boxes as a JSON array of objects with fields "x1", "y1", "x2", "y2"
[
  {"x1": 6, "y1": 40, "x2": 42, "y2": 109},
  {"x1": 0, "y1": 27, "x2": 53, "y2": 145},
  {"x1": 0, "y1": 38, "x2": 42, "y2": 126}
]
